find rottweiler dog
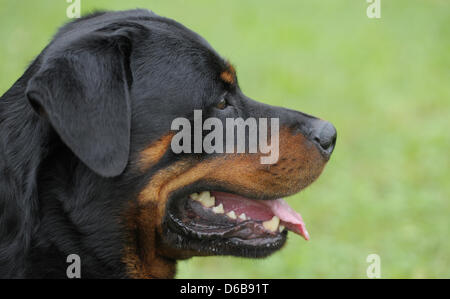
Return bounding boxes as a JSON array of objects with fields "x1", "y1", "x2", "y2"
[{"x1": 0, "y1": 9, "x2": 336, "y2": 278}]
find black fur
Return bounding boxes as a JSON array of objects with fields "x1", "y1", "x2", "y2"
[
  {"x1": 0, "y1": 9, "x2": 228, "y2": 279},
  {"x1": 0, "y1": 9, "x2": 334, "y2": 278}
]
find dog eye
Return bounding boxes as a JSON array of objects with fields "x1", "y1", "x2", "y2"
[{"x1": 216, "y1": 98, "x2": 228, "y2": 110}]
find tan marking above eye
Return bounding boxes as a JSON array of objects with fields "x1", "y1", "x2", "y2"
[
  {"x1": 220, "y1": 62, "x2": 236, "y2": 85},
  {"x1": 220, "y1": 70, "x2": 235, "y2": 84}
]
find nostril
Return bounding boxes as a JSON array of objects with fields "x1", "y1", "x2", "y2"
[
  {"x1": 313, "y1": 136, "x2": 321, "y2": 145},
  {"x1": 320, "y1": 139, "x2": 332, "y2": 150},
  {"x1": 311, "y1": 121, "x2": 337, "y2": 157},
  {"x1": 319, "y1": 123, "x2": 336, "y2": 148}
]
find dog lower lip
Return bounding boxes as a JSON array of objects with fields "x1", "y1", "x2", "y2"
[
  {"x1": 168, "y1": 208, "x2": 284, "y2": 240},
  {"x1": 163, "y1": 193, "x2": 288, "y2": 258}
]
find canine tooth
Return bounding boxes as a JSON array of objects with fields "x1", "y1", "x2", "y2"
[
  {"x1": 212, "y1": 203, "x2": 224, "y2": 214},
  {"x1": 279, "y1": 225, "x2": 285, "y2": 232},
  {"x1": 190, "y1": 193, "x2": 199, "y2": 200},
  {"x1": 197, "y1": 191, "x2": 215, "y2": 208},
  {"x1": 199, "y1": 191, "x2": 210, "y2": 198},
  {"x1": 263, "y1": 216, "x2": 280, "y2": 232},
  {"x1": 226, "y1": 211, "x2": 237, "y2": 219},
  {"x1": 238, "y1": 213, "x2": 247, "y2": 220}
]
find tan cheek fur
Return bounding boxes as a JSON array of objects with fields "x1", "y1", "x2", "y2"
[{"x1": 124, "y1": 127, "x2": 326, "y2": 278}]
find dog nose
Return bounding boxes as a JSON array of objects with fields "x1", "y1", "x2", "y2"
[{"x1": 310, "y1": 120, "x2": 337, "y2": 159}]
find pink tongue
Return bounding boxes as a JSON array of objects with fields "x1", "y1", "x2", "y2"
[
  {"x1": 211, "y1": 192, "x2": 310, "y2": 240},
  {"x1": 260, "y1": 199, "x2": 310, "y2": 240}
]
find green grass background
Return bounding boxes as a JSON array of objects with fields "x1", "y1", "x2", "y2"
[{"x1": 0, "y1": 0, "x2": 448, "y2": 278}]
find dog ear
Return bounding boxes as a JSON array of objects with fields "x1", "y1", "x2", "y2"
[{"x1": 26, "y1": 27, "x2": 139, "y2": 177}]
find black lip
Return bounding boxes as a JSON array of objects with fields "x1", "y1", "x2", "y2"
[
  {"x1": 160, "y1": 183, "x2": 288, "y2": 257},
  {"x1": 166, "y1": 180, "x2": 290, "y2": 204},
  {"x1": 167, "y1": 199, "x2": 282, "y2": 239}
]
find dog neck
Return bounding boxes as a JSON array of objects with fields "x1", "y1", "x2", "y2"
[
  {"x1": 0, "y1": 76, "x2": 48, "y2": 278},
  {"x1": 123, "y1": 201, "x2": 177, "y2": 278}
]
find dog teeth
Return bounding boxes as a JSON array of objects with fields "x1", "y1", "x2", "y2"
[
  {"x1": 263, "y1": 216, "x2": 280, "y2": 232},
  {"x1": 226, "y1": 211, "x2": 237, "y2": 219},
  {"x1": 212, "y1": 203, "x2": 224, "y2": 214},
  {"x1": 238, "y1": 213, "x2": 247, "y2": 220},
  {"x1": 189, "y1": 193, "x2": 199, "y2": 200},
  {"x1": 191, "y1": 191, "x2": 215, "y2": 208},
  {"x1": 279, "y1": 225, "x2": 285, "y2": 232}
]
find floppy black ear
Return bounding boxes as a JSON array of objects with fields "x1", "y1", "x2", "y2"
[{"x1": 26, "y1": 28, "x2": 135, "y2": 177}]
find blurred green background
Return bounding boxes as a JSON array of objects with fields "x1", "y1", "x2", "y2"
[{"x1": 0, "y1": 0, "x2": 448, "y2": 278}]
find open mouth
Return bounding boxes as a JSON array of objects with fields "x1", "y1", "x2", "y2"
[{"x1": 163, "y1": 189, "x2": 309, "y2": 257}]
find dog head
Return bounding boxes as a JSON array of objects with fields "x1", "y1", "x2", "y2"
[{"x1": 25, "y1": 10, "x2": 336, "y2": 278}]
